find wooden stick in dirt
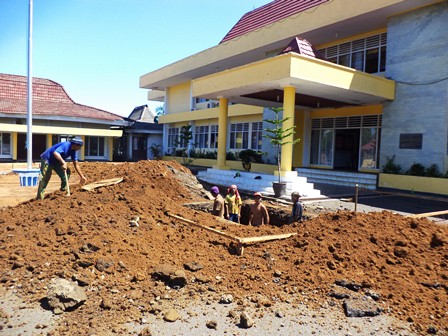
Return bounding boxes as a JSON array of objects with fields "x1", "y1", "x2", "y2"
[
  {"x1": 407, "y1": 210, "x2": 448, "y2": 219},
  {"x1": 64, "y1": 170, "x2": 70, "y2": 196},
  {"x1": 167, "y1": 213, "x2": 242, "y2": 243},
  {"x1": 239, "y1": 232, "x2": 297, "y2": 244}
]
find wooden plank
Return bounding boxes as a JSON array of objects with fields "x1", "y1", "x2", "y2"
[
  {"x1": 167, "y1": 213, "x2": 241, "y2": 242},
  {"x1": 64, "y1": 170, "x2": 70, "y2": 196},
  {"x1": 81, "y1": 177, "x2": 123, "y2": 191},
  {"x1": 407, "y1": 210, "x2": 448, "y2": 219},
  {"x1": 239, "y1": 232, "x2": 297, "y2": 244}
]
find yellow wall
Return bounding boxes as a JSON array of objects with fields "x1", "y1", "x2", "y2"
[
  {"x1": 159, "y1": 104, "x2": 263, "y2": 124},
  {"x1": 230, "y1": 114, "x2": 261, "y2": 124},
  {"x1": 166, "y1": 82, "x2": 191, "y2": 114},
  {"x1": 379, "y1": 174, "x2": 448, "y2": 196},
  {"x1": 195, "y1": 119, "x2": 218, "y2": 127}
]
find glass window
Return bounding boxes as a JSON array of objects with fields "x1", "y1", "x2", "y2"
[
  {"x1": 360, "y1": 128, "x2": 378, "y2": 169},
  {"x1": 339, "y1": 54, "x2": 350, "y2": 67},
  {"x1": 52, "y1": 135, "x2": 71, "y2": 145},
  {"x1": 318, "y1": 33, "x2": 387, "y2": 73},
  {"x1": 320, "y1": 130, "x2": 334, "y2": 166},
  {"x1": 365, "y1": 48, "x2": 379, "y2": 73},
  {"x1": 0, "y1": 133, "x2": 11, "y2": 156},
  {"x1": 210, "y1": 125, "x2": 219, "y2": 149},
  {"x1": 230, "y1": 123, "x2": 249, "y2": 149},
  {"x1": 194, "y1": 125, "x2": 209, "y2": 149},
  {"x1": 251, "y1": 122, "x2": 263, "y2": 150},
  {"x1": 310, "y1": 130, "x2": 320, "y2": 164},
  {"x1": 85, "y1": 136, "x2": 105, "y2": 157},
  {"x1": 351, "y1": 51, "x2": 364, "y2": 71},
  {"x1": 379, "y1": 46, "x2": 387, "y2": 72},
  {"x1": 167, "y1": 127, "x2": 179, "y2": 148}
]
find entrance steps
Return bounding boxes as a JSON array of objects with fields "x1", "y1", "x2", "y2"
[
  {"x1": 197, "y1": 168, "x2": 323, "y2": 199},
  {"x1": 295, "y1": 168, "x2": 378, "y2": 190}
]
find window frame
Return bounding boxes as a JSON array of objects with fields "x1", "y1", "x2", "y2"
[
  {"x1": 84, "y1": 136, "x2": 106, "y2": 159},
  {"x1": 318, "y1": 33, "x2": 387, "y2": 74},
  {"x1": 0, "y1": 132, "x2": 12, "y2": 157}
]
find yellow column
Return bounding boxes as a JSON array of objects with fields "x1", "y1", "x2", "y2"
[
  {"x1": 214, "y1": 97, "x2": 230, "y2": 170},
  {"x1": 280, "y1": 86, "x2": 295, "y2": 173},
  {"x1": 46, "y1": 134, "x2": 52, "y2": 148},
  {"x1": 80, "y1": 135, "x2": 85, "y2": 161},
  {"x1": 12, "y1": 132, "x2": 18, "y2": 160}
]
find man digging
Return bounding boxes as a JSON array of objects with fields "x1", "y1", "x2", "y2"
[{"x1": 36, "y1": 137, "x2": 87, "y2": 200}]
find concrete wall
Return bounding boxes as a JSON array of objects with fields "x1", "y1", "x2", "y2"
[
  {"x1": 382, "y1": 2, "x2": 448, "y2": 173},
  {"x1": 166, "y1": 82, "x2": 191, "y2": 114}
]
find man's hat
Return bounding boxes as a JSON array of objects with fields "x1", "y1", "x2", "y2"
[
  {"x1": 211, "y1": 186, "x2": 220, "y2": 194},
  {"x1": 253, "y1": 192, "x2": 262, "y2": 198},
  {"x1": 70, "y1": 137, "x2": 84, "y2": 146}
]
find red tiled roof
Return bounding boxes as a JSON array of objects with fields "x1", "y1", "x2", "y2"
[
  {"x1": 0, "y1": 73, "x2": 123, "y2": 121},
  {"x1": 220, "y1": 0, "x2": 329, "y2": 43}
]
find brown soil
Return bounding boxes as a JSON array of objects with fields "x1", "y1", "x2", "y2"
[{"x1": 0, "y1": 160, "x2": 446, "y2": 335}]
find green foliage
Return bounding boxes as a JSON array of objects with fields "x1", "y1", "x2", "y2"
[
  {"x1": 174, "y1": 125, "x2": 193, "y2": 164},
  {"x1": 382, "y1": 155, "x2": 402, "y2": 174},
  {"x1": 149, "y1": 143, "x2": 162, "y2": 159},
  {"x1": 188, "y1": 149, "x2": 218, "y2": 160},
  {"x1": 406, "y1": 162, "x2": 425, "y2": 176},
  {"x1": 263, "y1": 107, "x2": 300, "y2": 182},
  {"x1": 383, "y1": 159, "x2": 448, "y2": 178},
  {"x1": 425, "y1": 164, "x2": 442, "y2": 178},
  {"x1": 226, "y1": 151, "x2": 237, "y2": 161},
  {"x1": 238, "y1": 149, "x2": 264, "y2": 164}
]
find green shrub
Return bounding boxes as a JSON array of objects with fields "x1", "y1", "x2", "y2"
[
  {"x1": 382, "y1": 155, "x2": 402, "y2": 174},
  {"x1": 425, "y1": 164, "x2": 442, "y2": 177},
  {"x1": 238, "y1": 149, "x2": 264, "y2": 164},
  {"x1": 406, "y1": 163, "x2": 425, "y2": 176},
  {"x1": 226, "y1": 151, "x2": 237, "y2": 161}
]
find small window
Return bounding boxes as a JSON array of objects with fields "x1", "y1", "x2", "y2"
[
  {"x1": 399, "y1": 133, "x2": 423, "y2": 149},
  {"x1": 0, "y1": 133, "x2": 11, "y2": 156}
]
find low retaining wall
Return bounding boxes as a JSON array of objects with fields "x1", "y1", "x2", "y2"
[{"x1": 379, "y1": 173, "x2": 448, "y2": 196}]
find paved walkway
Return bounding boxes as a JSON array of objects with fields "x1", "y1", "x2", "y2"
[{"x1": 314, "y1": 182, "x2": 448, "y2": 221}]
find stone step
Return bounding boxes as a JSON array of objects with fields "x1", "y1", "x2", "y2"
[
  {"x1": 197, "y1": 169, "x2": 323, "y2": 199},
  {"x1": 296, "y1": 168, "x2": 377, "y2": 190}
]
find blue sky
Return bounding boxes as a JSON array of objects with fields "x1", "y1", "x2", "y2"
[{"x1": 0, "y1": 0, "x2": 270, "y2": 117}]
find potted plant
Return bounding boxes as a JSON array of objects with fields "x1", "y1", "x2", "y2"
[
  {"x1": 238, "y1": 149, "x2": 262, "y2": 171},
  {"x1": 263, "y1": 107, "x2": 300, "y2": 197}
]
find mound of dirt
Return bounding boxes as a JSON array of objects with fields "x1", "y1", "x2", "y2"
[{"x1": 0, "y1": 161, "x2": 446, "y2": 335}]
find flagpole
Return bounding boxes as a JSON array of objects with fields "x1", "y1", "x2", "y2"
[{"x1": 26, "y1": 0, "x2": 33, "y2": 169}]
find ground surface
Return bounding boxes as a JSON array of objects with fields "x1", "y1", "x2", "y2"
[{"x1": 0, "y1": 161, "x2": 447, "y2": 335}]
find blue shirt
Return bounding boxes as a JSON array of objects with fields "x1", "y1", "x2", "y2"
[{"x1": 41, "y1": 142, "x2": 78, "y2": 166}]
